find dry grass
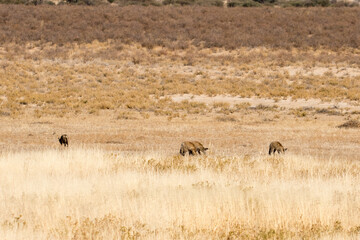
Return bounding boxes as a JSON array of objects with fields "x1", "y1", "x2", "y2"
[
  {"x1": 1, "y1": 92, "x2": 357, "y2": 239},
  {"x1": 1, "y1": 146, "x2": 360, "y2": 239}
]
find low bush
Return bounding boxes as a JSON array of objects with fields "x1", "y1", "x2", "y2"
[{"x1": 337, "y1": 120, "x2": 360, "y2": 129}]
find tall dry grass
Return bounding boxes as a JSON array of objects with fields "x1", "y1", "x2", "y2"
[{"x1": 1, "y1": 147, "x2": 360, "y2": 239}]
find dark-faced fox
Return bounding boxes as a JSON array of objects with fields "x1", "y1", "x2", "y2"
[
  {"x1": 269, "y1": 141, "x2": 287, "y2": 155},
  {"x1": 59, "y1": 134, "x2": 69, "y2": 147},
  {"x1": 192, "y1": 141, "x2": 209, "y2": 155}
]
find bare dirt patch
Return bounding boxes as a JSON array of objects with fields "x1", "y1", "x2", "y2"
[{"x1": 171, "y1": 94, "x2": 360, "y2": 111}]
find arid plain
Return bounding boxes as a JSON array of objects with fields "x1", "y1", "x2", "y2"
[{"x1": 0, "y1": 6, "x2": 360, "y2": 240}]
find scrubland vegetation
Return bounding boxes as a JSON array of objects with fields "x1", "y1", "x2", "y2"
[
  {"x1": 3, "y1": 43, "x2": 360, "y2": 119},
  {"x1": 0, "y1": 6, "x2": 359, "y2": 119},
  {"x1": 0, "y1": 6, "x2": 359, "y2": 48},
  {"x1": 1, "y1": 0, "x2": 358, "y2": 7},
  {"x1": 0, "y1": 5, "x2": 359, "y2": 239}
]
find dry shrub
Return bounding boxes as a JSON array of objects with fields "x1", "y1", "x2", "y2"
[
  {"x1": 215, "y1": 116, "x2": 237, "y2": 122},
  {"x1": 292, "y1": 108, "x2": 308, "y2": 118},
  {"x1": 337, "y1": 120, "x2": 360, "y2": 129},
  {"x1": 145, "y1": 156, "x2": 198, "y2": 173},
  {"x1": 253, "y1": 104, "x2": 278, "y2": 111},
  {"x1": 51, "y1": 215, "x2": 142, "y2": 239},
  {"x1": 117, "y1": 110, "x2": 137, "y2": 120},
  {"x1": 234, "y1": 102, "x2": 251, "y2": 110},
  {"x1": 173, "y1": 100, "x2": 209, "y2": 114},
  {"x1": 316, "y1": 108, "x2": 342, "y2": 116}
]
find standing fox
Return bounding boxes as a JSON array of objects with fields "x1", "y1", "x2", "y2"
[
  {"x1": 192, "y1": 141, "x2": 209, "y2": 155},
  {"x1": 269, "y1": 141, "x2": 287, "y2": 155},
  {"x1": 59, "y1": 134, "x2": 69, "y2": 147},
  {"x1": 180, "y1": 141, "x2": 208, "y2": 156}
]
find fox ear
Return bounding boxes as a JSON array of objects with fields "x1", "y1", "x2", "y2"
[{"x1": 204, "y1": 148, "x2": 209, "y2": 151}]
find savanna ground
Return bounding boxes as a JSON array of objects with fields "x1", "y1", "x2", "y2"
[{"x1": 0, "y1": 5, "x2": 360, "y2": 240}]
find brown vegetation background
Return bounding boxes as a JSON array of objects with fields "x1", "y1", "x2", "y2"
[{"x1": 0, "y1": 6, "x2": 359, "y2": 49}]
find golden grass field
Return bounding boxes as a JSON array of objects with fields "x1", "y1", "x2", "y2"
[
  {"x1": 0, "y1": 37, "x2": 360, "y2": 239},
  {"x1": 1, "y1": 116, "x2": 360, "y2": 239}
]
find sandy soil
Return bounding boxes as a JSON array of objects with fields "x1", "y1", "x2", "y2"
[{"x1": 171, "y1": 94, "x2": 360, "y2": 110}]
